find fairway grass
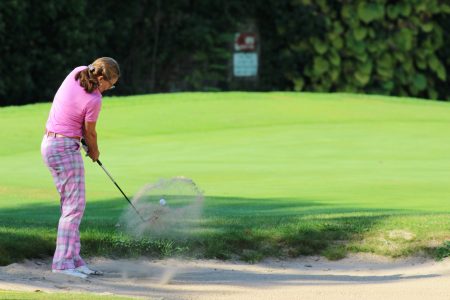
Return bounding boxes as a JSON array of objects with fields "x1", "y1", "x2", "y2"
[
  {"x1": 0, "y1": 92, "x2": 449, "y2": 264},
  {"x1": 0, "y1": 290, "x2": 135, "y2": 299}
]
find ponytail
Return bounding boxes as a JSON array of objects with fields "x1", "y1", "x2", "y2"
[
  {"x1": 75, "y1": 57, "x2": 120, "y2": 93},
  {"x1": 75, "y1": 65, "x2": 100, "y2": 93}
]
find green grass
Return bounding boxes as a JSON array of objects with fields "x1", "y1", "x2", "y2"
[
  {"x1": 0, "y1": 92, "x2": 450, "y2": 264},
  {"x1": 0, "y1": 290, "x2": 136, "y2": 299}
]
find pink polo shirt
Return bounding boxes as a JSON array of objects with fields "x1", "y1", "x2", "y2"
[{"x1": 46, "y1": 66, "x2": 102, "y2": 138}]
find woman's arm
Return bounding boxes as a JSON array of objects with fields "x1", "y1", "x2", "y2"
[{"x1": 84, "y1": 121, "x2": 100, "y2": 162}]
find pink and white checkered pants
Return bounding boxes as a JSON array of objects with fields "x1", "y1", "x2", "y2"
[{"x1": 41, "y1": 135, "x2": 86, "y2": 270}]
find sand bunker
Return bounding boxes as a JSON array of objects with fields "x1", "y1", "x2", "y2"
[{"x1": 0, "y1": 254, "x2": 449, "y2": 300}]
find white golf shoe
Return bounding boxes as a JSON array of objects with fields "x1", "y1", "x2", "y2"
[
  {"x1": 76, "y1": 265, "x2": 103, "y2": 275},
  {"x1": 52, "y1": 268, "x2": 88, "y2": 279}
]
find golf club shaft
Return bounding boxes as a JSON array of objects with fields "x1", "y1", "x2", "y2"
[
  {"x1": 80, "y1": 139, "x2": 146, "y2": 222},
  {"x1": 96, "y1": 159, "x2": 146, "y2": 222}
]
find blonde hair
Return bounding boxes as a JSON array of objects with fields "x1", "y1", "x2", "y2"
[{"x1": 75, "y1": 57, "x2": 121, "y2": 93}]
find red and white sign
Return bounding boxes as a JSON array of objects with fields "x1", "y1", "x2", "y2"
[{"x1": 234, "y1": 33, "x2": 257, "y2": 51}]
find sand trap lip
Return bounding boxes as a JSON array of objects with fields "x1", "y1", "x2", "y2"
[{"x1": 0, "y1": 254, "x2": 449, "y2": 300}]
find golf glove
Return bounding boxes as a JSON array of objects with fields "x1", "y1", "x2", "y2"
[{"x1": 80, "y1": 138, "x2": 89, "y2": 154}]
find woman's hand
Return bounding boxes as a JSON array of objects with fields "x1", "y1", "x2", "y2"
[{"x1": 88, "y1": 148, "x2": 100, "y2": 162}]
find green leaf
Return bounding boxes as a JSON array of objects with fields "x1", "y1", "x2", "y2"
[
  {"x1": 312, "y1": 83, "x2": 329, "y2": 93},
  {"x1": 357, "y1": 3, "x2": 385, "y2": 23},
  {"x1": 415, "y1": 49, "x2": 427, "y2": 60},
  {"x1": 332, "y1": 36, "x2": 344, "y2": 50},
  {"x1": 412, "y1": 73, "x2": 427, "y2": 91},
  {"x1": 428, "y1": 55, "x2": 439, "y2": 71},
  {"x1": 347, "y1": 38, "x2": 366, "y2": 55},
  {"x1": 387, "y1": 5, "x2": 399, "y2": 20},
  {"x1": 304, "y1": 65, "x2": 313, "y2": 77},
  {"x1": 333, "y1": 21, "x2": 344, "y2": 35},
  {"x1": 368, "y1": 28, "x2": 377, "y2": 39},
  {"x1": 293, "y1": 78, "x2": 305, "y2": 92},
  {"x1": 414, "y1": 2, "x2": 428, "y2": 13},
  {"x1": 398, "y1": 69, "x2": 410, "y2": 85},
  {"x1": 356, "y1": 52, "x2": 368, "y2": 63},
  {"x1": 313, "y1": 57, "x2": 330, "y2": 76},
  {"x1": 291, "y1": 41, "x2": 308, "y2": 52},
  {"x1": 311, "y1": 38, "x2": 328, "y2": 55},
  {"x1": 378, "y1": 53, "x2": 394, "y2": 69},
  {"x1": 442, "y1": 4, "x2": 450, "y2": 13},
  {"x1": 367, "y1": 41, "x2": 385, "y2": 53},
  {"x1": 399, "y1": 2, "x2": 412, "y2": 17},
  {"x1": 421, "y1": 23, "x2": 433, "y2": 33},
  {"x1": 427, "y1": 3, "x2": 442, "y2": 14},
  {"x1": 342, "y1": 84, "x2": 358, "y2": 93},
  {"x1": 382, "y1": 81, "x2": 394, "y2": 92},
  {"x1": 328, "y1": 49, "x2": 341, "y2": 67},
  {"x1": 436, "y1": 64, "x2": 447, "y2": 81},
  {"x1": 353, "y1": 27, "x2": 367, "y2": 41},
  {"x1": 394, "y1": 28, "x2": 414, "y2": 51},
  {"x1": 347, "y1": 17, "x2": 361, "y2": 29},
  {"x1": 354, "y1": 71, "x2": 370, "y2": 86},
  {"x1": 341, "y1": 5, "x2": 353, "y2": 20},
  {"x1": 428, "y1": 88, "x2": 438, "y2": 100},
  {"x1": 416, "y1": 58, "x2": 427, "y2": 70},
  {"x1": 358, "y1": 60, "x2": 373, "y2": 75},
  {"x1": 403, "y1": 58, "x2": 414, "y2": 73},
  {"x1": 409, "y1": 85, "x2": 419, "y2": 96},
  {"x1": 376, "y1": 66, "x2": 394, "y2": 80},
  {"x1": 317, "y1": 0, "x2": 329, "y2": 12},
  {"x1": 330, "y1": 68, "x2": 340, "y2": 81},
  {"x1": 393, "y1": 52, "x2": 405, "y2": 62},
  {"x1": 428, "y1": 26, "x2": 444, "y2": 49}
]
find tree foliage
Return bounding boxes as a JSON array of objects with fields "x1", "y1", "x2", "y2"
[
  {"x1": 0, "y1": 0, "x2": 449, "y2": 105},
  {"x1": 292, "y1": 0, "x2": 450, "y2": 100}
]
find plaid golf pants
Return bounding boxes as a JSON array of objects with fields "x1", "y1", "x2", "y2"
[{"x1": 41, "y1": 135, "x2": 86, "y2": 270}]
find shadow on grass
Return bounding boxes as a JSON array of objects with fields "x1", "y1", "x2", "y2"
[
  {"x1": 0, "y1": 195, "x2": 443, "y2": 265},
  {"x1": 0, "y1": 230, "x2": 54, "y2": 265}
]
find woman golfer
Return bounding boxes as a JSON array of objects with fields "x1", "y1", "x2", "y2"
[{"x1": 41, "y1": 57, "x2": 120, "y2": 278}]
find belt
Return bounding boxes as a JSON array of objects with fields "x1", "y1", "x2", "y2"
[{"x1": 46, "y1": 131, "x2": 81, "y2": 141}]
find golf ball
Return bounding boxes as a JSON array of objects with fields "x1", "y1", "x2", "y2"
[{"x1": 159, "y1": 198, "x2": 167, "y2": 206}]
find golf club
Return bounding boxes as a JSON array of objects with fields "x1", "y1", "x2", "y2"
[{"x1": 81, "y1": 139, "x2": 146, "y2": 223}]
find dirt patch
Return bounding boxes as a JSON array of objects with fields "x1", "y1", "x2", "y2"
[{"x1": 388, "y1": 230, "x2": 416, "y2": 241}]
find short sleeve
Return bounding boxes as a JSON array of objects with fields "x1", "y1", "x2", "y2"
[{"x1": 85, "y1": 97, "x2": 102, "y2": 122}]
